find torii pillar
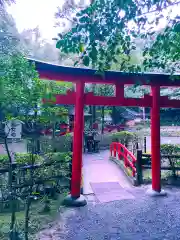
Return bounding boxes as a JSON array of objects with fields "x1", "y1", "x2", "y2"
[
  {"x1": 148, "y1": 85, "x2": 166, "y2": 196},
  {"x1": 63, "y1": 80, "x2": 87, "y2": 206}
]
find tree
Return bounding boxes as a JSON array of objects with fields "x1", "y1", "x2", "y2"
[
  {"x1": 94, "y1": 84, "x2": 114, "y2": 132},
  {"x1": 0, "y1": 6, "x2": 43, "y2": 120},
  {"x1": 0, "y1": 0, "x2": 15, "y2": 7},
  {"x1": 143, "y1": 22, "x2": 180, "y2": 73},
  {"x1": 55, "y1": 0, "x2": 179, "y2": 73}
]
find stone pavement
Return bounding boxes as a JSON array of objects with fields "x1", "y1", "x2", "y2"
[
  {"x1": 82, "y1": 150, "x2": 132, "y2": 199},
  {"x1": 82, "y1": 150, "x2": 136, "y2": 204}
]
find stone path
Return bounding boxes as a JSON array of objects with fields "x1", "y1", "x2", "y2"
[{"x1": 83, "y1": 150, "x2": 133, "y2": 202}]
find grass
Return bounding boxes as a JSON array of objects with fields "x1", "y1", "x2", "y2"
[{"x1": 0, "y1": 193, "x2": 67, "y2": 240}]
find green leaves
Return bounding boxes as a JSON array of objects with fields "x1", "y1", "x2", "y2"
[
  {"x1": 79, "y1": 16, "x2": 90, "y2": 24},
  {"x1": 54, "y1": 0, "x2": 180, "y2": 74},
  {"x1": 173, "y1": 23, "x2": 180, "y2": 33},
  {"x1": 83, "y1": 56, "x2": 90, "y2": 66},
  {"x1": 79, "y1": 43, "x2": 84, "y2": 53},
  {"x1": 56, "y1": 40, "x2": 62, "y2": 49}
]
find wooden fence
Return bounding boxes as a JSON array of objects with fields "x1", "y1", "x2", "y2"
[
  {"x1": 0, "y1": 155, "x2": 71, "y2": 213},
  {"x1": 136, "y1": 150, "x2": 180, "y2": 185}
]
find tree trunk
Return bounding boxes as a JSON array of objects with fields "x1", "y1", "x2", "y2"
[
  {"x1": 5, "y1": 137, "x2": 16, "y2": 238},
  {"x1": 24, "y1": 145, "x2": 36, "y2": 240},
  {"x1": 89, "y1": 106, "x2": 93, "y2": 126},
  {"x1": 101, "y1": 106, "x2": 105, "y2": 134},
  {"x1": 24, "y1": 197, "x2": 31, "y2": 240},
  {"x1": 52, "y1": 122, "x2": 56, "y2": 139},
  {"x1": 92, "y1": 106, "x2": 96, "y2": 123},
  {"x1": 112, "y1": 106, "x2": 116, "y2": 124}
]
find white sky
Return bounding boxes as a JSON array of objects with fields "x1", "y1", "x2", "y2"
[
  {"x1": 7, "y1": 0, "x2": 180, "y2": 41},
  {"x1": 7, "y1": 0, "x2": 64, "y2": 40}
]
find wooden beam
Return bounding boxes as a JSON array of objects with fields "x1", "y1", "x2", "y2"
[
  {"x1": 43, "y1": 90, "x2": 180, "y2": 109},
  {"x1": 28, "y1": 58, "x2": 180, "y2": 86}
]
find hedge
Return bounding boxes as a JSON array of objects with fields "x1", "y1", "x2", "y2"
[
  {"x1": 111, "y1": 131, "x2": 137, "y2": 147},
  {"x1": 0, "y1": 152, "x2": 72, "y2": 168},
  {"x1": 40, "y1": 131, "x2": 138, "y2": 152}
]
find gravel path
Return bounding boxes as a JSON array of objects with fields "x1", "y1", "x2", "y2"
[
  {"x1": 37, "y1": 149, "x2": 180, "y2": 240},
  {"x1": 37, "y1": 186, "x2": 180, "y2": 240}
]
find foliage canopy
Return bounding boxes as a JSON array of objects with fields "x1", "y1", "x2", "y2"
[{"x1": 56, "y1": 0, "x2": 180, "y2": 73}]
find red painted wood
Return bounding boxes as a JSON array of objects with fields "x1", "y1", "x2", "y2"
[
  {"x1": 29, "y1": 58, "x2": 180, "y2": 86},
  {"x1": 151, "y1": 85, "x2": 161, "y2": 192},
  {"x1": 71, "y1": 81, "x2": 84, "y2": 197},
  {"x1": 110, "y1": 142, "x2": 136, "y2": 177},
  {"x1": 39, "y1": 70, "x2": 180, "y2": 86},
  {"x1": 43, "y1": 92, "x2": 153, "y2": 107},
  {"x1": 84, "y1": 93, "x2": 152, "y2": 107},
  {"x1": 39, "y1": 71, "x2": 117, "y2": 84},
  {"x1": 115, "y1": 83, "x2": 124, "y2": 99},
  {"x1": 160, "y1": 96, "x2": 180, "y2": 108},
  {"x1": 43, "y1": 89, "x2": 180, "y2": 109},
  {"x1": 30, "y1": 58, "x2": 180, "y2": 195}
]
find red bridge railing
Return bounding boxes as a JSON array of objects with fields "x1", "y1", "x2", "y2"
[{"x1": 110, "y1": 142, "x2": 136, "y2": 177}]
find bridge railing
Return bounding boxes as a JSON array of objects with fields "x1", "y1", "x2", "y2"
[{"x1": 110, "y1": 142, "x2": 136, "y2": 177}]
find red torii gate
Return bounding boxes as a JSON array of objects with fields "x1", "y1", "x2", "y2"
[{"x1": 28, "y1": 58, "x2": 180, "y2": 206}]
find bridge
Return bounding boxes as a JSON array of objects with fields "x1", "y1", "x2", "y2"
[{"x1": 83, "y1": 143, "x2": 138, "y2": 203}]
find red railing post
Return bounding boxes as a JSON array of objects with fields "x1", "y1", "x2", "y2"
[
  {"x1": 110, "y1": 142, "x2": 137, "y2": 178},
  {"x1": 113, "y1": 143, "x2": 117, "y2": 158},
  {"x1": 110, "y1": 144, "x2": 112, "y2": 156},
  {"x1": 124, "y1": 150, "x2": 128, "y2": 167},
  {"x1": 132, "y1": 168, "x2": 135, "y2": 177},
  {"x1": 118, "y1": 144, "x2": 121, "y2": 159},
  {"x1": 120, "y1": 146, "x2": 123, "y2": 160}
]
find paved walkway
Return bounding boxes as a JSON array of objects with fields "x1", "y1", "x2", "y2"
[{"x1": 83, "y1": 150, "x2": 132, "y2": 196}]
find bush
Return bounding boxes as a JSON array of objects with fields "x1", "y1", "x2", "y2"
[
  {"x1": 45, "y1": 152, "x2": 72, "y2": 169},
  {"x1": 161, "y1": 144, "x2": 180, "y2": 155},
  {"x1": 40, "y1": 134, "x2": 72, "y2": 153},
  {"x1": 0, "y1": 151, "x2": 72, "y2": 168},
  {"x1": 111, "y1": 131, "x2": 137, "y2": 147},
  {"x1": 0, "y1": 153, "x2": 44, "y2": 167},
  {"x1": 161, "y1": 144, "x2": 180, "y2": 178}
]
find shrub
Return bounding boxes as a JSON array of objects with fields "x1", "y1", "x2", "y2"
[
  {"x1": 161, "y1": 144, "x2": 180, "y2": 155},
  {"x1": 40, "y1": 134, "x2": 72, "y2": 153},
  {"x1": 0, "y1": 152, "x2": 72, "y2": 168},
  {"x1": 45, "y1": 152, "x2": 72, "y2": 169},
  {"x1": 111, "y1": 131, "x2": 137, "y2": 147},
  {"x1": 0, "y1": 153, "x2": 43, "y2": 167},
  {"x1": 161, "y1": 144, "x2": 180, "y2": 178}
]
